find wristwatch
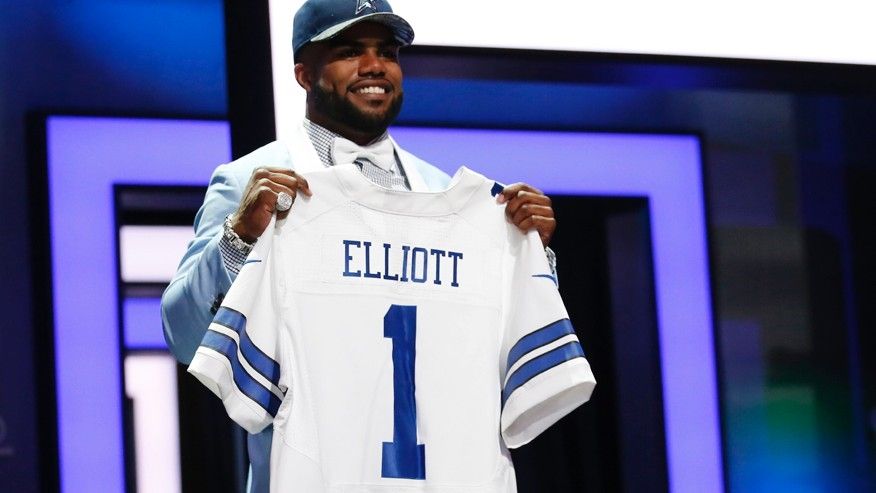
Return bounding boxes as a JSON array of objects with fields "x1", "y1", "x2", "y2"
[{"x1": 223, "y1": 215, "x2": 255, "y2": 252}]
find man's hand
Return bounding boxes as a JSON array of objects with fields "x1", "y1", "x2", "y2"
[
  {"x1": 498, "y1": 183, "x2": 556, "y2": 247},
  {"x1": 231, "y1": 167, "x2": 312, "y2": 242}
]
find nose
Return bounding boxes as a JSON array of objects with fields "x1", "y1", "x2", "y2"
[{"x1": 358, "y1": 49, "x2": 386, "y2": 77}]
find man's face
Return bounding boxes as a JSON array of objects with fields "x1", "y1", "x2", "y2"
[{"x1": 298, "y1": 22, "x2": 404, "y2": 137}]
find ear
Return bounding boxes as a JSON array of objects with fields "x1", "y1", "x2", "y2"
[{"x1": 294, "y1": 63, "x2": 312, "y2": 91}]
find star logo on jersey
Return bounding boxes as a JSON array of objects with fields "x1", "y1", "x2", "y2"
[{"x1": 356, "y1": 0, "x2": 376, "y2": 15}]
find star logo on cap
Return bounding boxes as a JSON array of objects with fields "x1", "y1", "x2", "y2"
[{"x1": 356, "y1": 0, "x2": 376, "y2": 14}]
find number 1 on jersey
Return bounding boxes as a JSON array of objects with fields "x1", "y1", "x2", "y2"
[{"x1": 382, "y1": 304, "x2": 426, "y2": 480}]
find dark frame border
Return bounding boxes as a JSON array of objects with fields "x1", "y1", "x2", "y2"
[{"x1": 26, "y1": 114, "x2": 60, "y2": 493}]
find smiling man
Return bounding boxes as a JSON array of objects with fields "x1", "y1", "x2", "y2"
[
  {"x1": 161, "y1": 0, "x2": 558, "y2": 491},
  {"x1": 298, "y1": 22, "x2": 405, "y2": 143}
]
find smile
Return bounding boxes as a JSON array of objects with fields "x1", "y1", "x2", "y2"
[{"x1": 355, "y1": 86, "x2": 387, "y2": 95}]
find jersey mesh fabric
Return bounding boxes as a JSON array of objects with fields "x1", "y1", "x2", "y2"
[{"x1": 189, "y1": 165, "x2": 595, "y2": 492}]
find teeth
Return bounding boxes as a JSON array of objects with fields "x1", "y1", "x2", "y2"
[{"x1": 356, "y1": 86, "x2": 386, "y2": 94}]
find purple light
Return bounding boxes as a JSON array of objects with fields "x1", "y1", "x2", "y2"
[
  {"x1": 124, "y1": 298, "x2": 166, "y2": 350},
  {"x1": 47, "y1": 116, "x2": 230, "y2": 493},
  {"x1": 391, "y1": 127, "x2": 723, "y2": 493},
  {"x1": 47, "y1": 119, "x2": 720, "y2": 493}
]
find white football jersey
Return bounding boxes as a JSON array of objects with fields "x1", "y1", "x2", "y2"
[{"x1": 189, "y1": 165, "x2": 596, "y2": 492}]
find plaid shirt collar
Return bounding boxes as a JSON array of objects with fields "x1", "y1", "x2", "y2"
[{"x1": 302, "y1": 119, "x2": 392, "y2": 168}]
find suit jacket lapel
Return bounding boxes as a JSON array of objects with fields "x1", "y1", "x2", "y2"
[
  {"x1": 282, "y1": 122, "x2": 326, "y2": 173},
  {"x1": 390, "y1": 136, "x2": 429, "y2": 192}
]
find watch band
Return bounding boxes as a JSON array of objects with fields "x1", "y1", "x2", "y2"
[{"x1": 223, "y1": 215, "x2": 255, "y2": 253}]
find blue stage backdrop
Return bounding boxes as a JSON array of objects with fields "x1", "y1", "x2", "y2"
[{"x1": 44, "y1": 116, "x2": 712, "y2": 493}]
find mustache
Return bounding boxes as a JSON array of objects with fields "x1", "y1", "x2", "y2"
[{"x1": 311, "y1": 84, "x2": 404, "y2": 134}]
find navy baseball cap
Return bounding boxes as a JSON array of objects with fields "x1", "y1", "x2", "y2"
[{"x1": 293, "y1": 0, "x2": 414, "y2": 59}]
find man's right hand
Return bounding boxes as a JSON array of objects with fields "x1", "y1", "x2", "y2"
[{"x1": 230, "y1": 167, "x2": 312, "y2": 243}]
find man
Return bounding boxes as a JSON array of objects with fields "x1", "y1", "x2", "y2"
[{"x1": 161, "y1": 0, "x2": 558, "y2": 490}]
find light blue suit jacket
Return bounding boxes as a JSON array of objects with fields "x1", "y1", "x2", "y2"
[{"x1": 161, "y1": 125, "x2": 451, "y2": 493}]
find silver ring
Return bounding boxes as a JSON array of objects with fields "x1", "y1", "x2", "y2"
[{"x1": 276, "y1": 191, "x2": 293, "y2": 212}]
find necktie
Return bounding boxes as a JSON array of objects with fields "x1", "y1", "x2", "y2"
[
  {"x1": 332, "y1": 136, "x2": 396, "y2": 171},
  {"x1": 332, "y1": 136, "x2": 408, "y2": 190}
]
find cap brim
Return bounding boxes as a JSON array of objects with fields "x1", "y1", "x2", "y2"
[{"x1": 310, "y1": 12, "x2": 414, "y2": 46}]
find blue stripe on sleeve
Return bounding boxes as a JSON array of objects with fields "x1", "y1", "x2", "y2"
[
  {"x1": 502, "y1": 341, "x2": 586, "y2": 407},
  {"x1": 212, "y1": 307, "x2": 281, "y2": 387},
  {"x1": 201, "y1": 330, "x2": 282, "y2": 416},
  {"x1": 506, "y1": 319, "x2": 577, "y2": 372}
]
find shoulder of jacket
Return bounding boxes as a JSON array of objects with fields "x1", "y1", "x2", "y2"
[
  {"x1": 395, "y1": 146, "x2": 452, "y2": 189},
  {"x1": 217, "y1": 141, "x2": 293, "y2": 178}
]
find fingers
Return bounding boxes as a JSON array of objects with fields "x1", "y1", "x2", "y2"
[
  {"x1": 249, "y1": 168, "x2": 313, "y2": 214},
  {"x1": 503, "y1": 190, "x2": 551, "y2": 218},
  {"x1": 271, "y1": 171, "x2": 312, "y2": 197},
  {"x1": 497, "y1": 183, "x2": 543, "y2": 205},
  {"x1": 517, "y1": 215, "x2": 557, "y2": 246},
  {"x1": 232, "y1": 168, "x2": 312, "y2": 240},
  {"x1": 498, "y1": 182, "x2": 557, "y2": 247},
  {"x1": 510, "y1": 203, "x2": 554, "y2": 226},
  {"x1": 251, "y1": 167, "x2": 312, "y2": 197}
]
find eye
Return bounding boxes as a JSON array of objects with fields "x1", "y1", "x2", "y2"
[
  {"x1": 336, "y1": 46, "x2": 361, "y2": 58},
  {"x1": 380, "y1": 47, "x2": 400, "y2": 60}
]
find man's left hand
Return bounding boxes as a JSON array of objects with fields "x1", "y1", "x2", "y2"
[{"x1": 498, "y1": 183, "x2": 556, "y2": 247}]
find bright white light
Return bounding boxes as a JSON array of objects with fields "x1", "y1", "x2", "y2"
[
  {"x1": 390, "y1": 0, "x2": 875, "y2": 65},
  {"x1": 124, "y1": 353, "x2": 181, "y2": 493},
  {"x1": 270, "y1": 0, "x2": 308, "y2": 146},
  {"x1": 120, "y1": 226, "x2": 193, "y2": 283},
  {"x1": 269, "y1": 0, "x2": 874, "y2": 142}
]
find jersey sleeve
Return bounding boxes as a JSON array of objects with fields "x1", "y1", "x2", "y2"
[
  {"x1": 499, "y1": 229, "x2": 596, "y2": 448},
  {"x1": 187, "y1": 217, "x2": 286, "y2": 435}
]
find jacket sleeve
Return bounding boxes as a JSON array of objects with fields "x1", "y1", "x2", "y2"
[{"x1": 161, "y1": 163, "x2": 243, "y2": 364}]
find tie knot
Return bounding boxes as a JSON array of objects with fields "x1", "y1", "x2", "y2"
[{"x1": 332, "y1": 136, "x2": 396, "y2": 171}]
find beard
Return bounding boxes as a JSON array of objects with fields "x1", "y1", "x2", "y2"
[{"x1": 310, "y1": 83, "x2": 404, "y2": 135}]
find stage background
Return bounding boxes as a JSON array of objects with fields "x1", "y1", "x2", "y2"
[{"x1": 2, "y1": 0, "x2": 875, "y2": 492}]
